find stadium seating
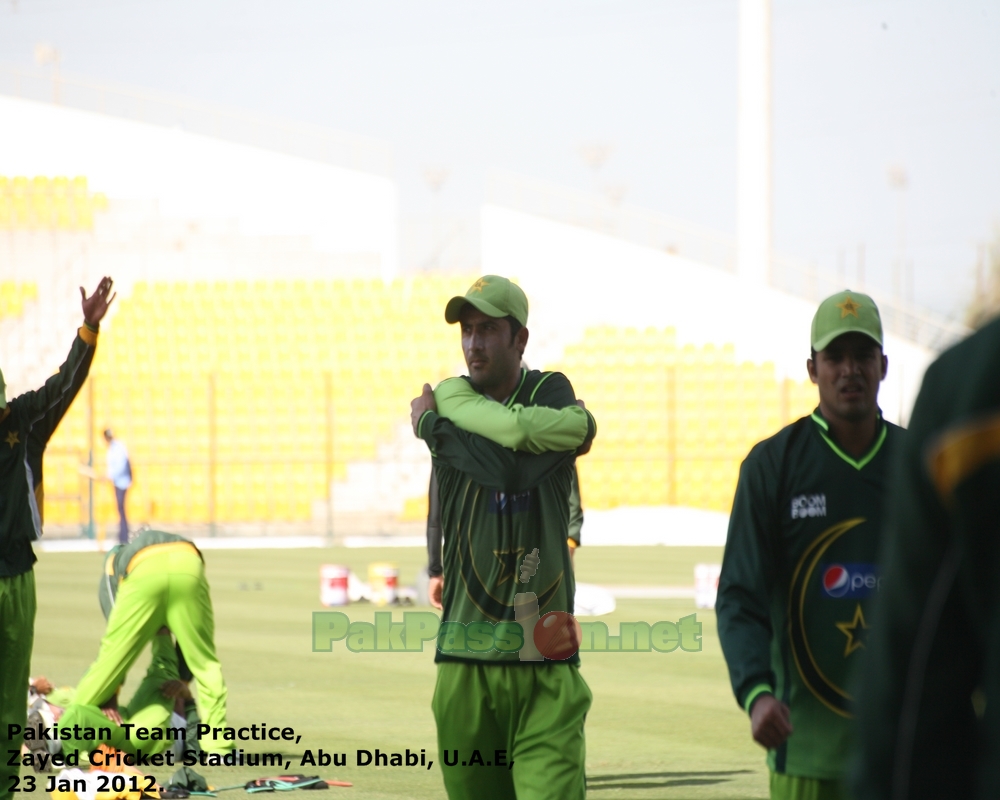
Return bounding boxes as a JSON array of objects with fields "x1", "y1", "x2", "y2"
[
  {"x1": 0, "y1": 176, "x2": 108, "y2": 230},
  {"x1": 551, "y1": 326, "x2": 817, "y2": 512},
  {"x1": 42, "y1": 276, "x2": 472, "y2": 527},
  {"x1": 42, "y1": 279, "x2": 818, "y2": 527},
  {"x1": 0, "y1": 281, "x2": 38, "y2": 320}
]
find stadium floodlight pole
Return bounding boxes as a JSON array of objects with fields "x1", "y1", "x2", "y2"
[
  {"x1": 325, "y1": 370, "x2": 333, "y2": 543},
  {"x1": 86, "y1": 375, "x2": 95, "y2": 539},
  {"x1": 208, "y1": 372, "x2": 217, "y2": 538},
  {"x1": 736, "y1": 0, "x2": 772, "y2": 286},
  {"x1": 423, "y1": 168, "x2": 449, "y2": 271},
  {"x1": 888, "y1": 165, "x2": 908, "y2": 306},
  {"x1": 34, "y1": 42, "x2": 61, "y2": 105}
]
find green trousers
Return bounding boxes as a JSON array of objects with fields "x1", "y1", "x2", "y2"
[
  {"x1": 0, "y1": 570, "x2": 35, "y2": 800},
  {"x1": 770, "y1": 771, "x2": 850, "y2": 800},
  {"x1": 432, "y1": 661, "x2": 592, "y2": 800},
  {"x1": 73, "y1": 549, "x2": 229, "y2": 753},
  {"x1": 59, "y1": 631, "x2": 180, "y2": 759}
]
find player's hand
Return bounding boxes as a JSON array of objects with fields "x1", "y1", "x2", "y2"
[
  {"x1": 161, "y1": 680, "x2": 193, "y2": 701},
  {"x1": 750, "y1": 694, "x2": 793, "y2": 750},
  {"x1": 428, "y1": 575, "x2": 444, "y2": 610},
  {"x1": 100, "y1": 707, "x2": 123, "y2": 726},
  {"x1": 411, "y1": 384, "x2": 437, "y2": 437},
  {"x1": 81, "y1": 277, "x2": 116, "y2": 327},
  {"x1": 31, "y1": 676, "x2": 54, "y2": 695}
]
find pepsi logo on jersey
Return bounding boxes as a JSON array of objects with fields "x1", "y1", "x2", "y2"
[{"x1": 821, "y1": 563, "x2": 881, "y2": 598}]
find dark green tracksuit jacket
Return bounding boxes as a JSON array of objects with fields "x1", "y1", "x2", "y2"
[
  {"x1": 717, "y1": 410, "x2": 901, "y2": 780},
  {"x1": 417, "y1": 369, "x2": 596, "y2": 665},
  {"x1": 852, "y1": 316, "x2": 1000, "y2": 800},
  {"x1": 0, "y1": 325, "x2": 98, "y2": 576}
]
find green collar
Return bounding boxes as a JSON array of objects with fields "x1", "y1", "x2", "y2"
[
  {"x1": 504, "y1": 369, "x2": 528, "y2": 409},
  {"x1": 810, "y1": 410, "x2": 887, "y2": 471}
]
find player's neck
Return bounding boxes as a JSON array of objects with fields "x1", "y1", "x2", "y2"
[
  {"x1": 818, "y1": 404, "x2": 879, "y2": 459},
  {"x1": 481, "y1": 368, "x2": 522, "y2": 405}
]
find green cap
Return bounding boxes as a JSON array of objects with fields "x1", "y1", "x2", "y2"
[
  {"x1": 445, "y1": 276, "x2": 528, "y2": 327},
  {"x1": 0, "y1": 368, "x2": 5, "y2": 410},
  {"x1": 811, "y1": 290, "x2": 883, "y2": 352}
]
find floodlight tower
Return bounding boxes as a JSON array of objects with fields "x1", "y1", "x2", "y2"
[
  {"x1": 736, "y1": 0, "x2": 772, "y2": 285},
  {"x1": 34, "y1": 42, "x2": 61, "y2": 104},
  {"x1": 887, "y1": 165, "x2": 908, "y2": 304},
  {"x1": 423, "y1": 167, "x2": 449, "y2": 272}
]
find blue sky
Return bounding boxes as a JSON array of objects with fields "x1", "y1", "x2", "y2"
[{"x1": 2, "y1": 0, "x2": 997, "y2": 318}]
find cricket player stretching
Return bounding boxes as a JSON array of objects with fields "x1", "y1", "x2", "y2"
[
  {"x1": 60, "y1": 528, "x2": 229, "y2": 758},
  {"x1": 852, "y1": 316, "x2": 1000, "y2": 799},
  {"x1": 410, "y1": 276, "x2": 596, "y2": 800},
  {"x1": 0, "y1": 277, "x2": 113, "y2": 800},
  {"x1": 716, "y1": 291, "x2": 903, "y2": 800}
]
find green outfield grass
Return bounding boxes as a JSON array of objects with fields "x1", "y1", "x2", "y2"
[{"x1": 23, "y1": 545, "x2": 768, "y2": 799}]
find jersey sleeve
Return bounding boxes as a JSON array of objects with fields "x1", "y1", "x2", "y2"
[
  {"x1": 433, "y1": 377, "x2": 592, "y2": 454},
  {"x1": 426, "y1": 469, "x2": 443, "y2": 577},
  {"x1": 527, "y1": 371, "x2": 597, "y2": 447},
  {"x1": 567, "y1": 467, "x2": 583, "y2": 547},
  {"x1": 15, "y1": 326, "x2": 98, "y2": 426},
  {"x1": 716, "y1": 450, "x2": 780, "y2": 713},
  {"x1": 417, "y1": 410, "x2": 575, "y2": 493}
]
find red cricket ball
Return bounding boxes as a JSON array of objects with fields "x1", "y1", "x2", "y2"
[{"x1": 533, "y1": 611, "x2": 582, "y2": 660}]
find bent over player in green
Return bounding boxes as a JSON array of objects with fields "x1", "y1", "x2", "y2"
[
  {"x1": 716, "y1": 291, "x2": 903, "y2": 800},
  {"x1": 410, "y1": 276, "x2": 596, "y2": 800},
  {"x1": 0, "y1": 278, "x2": 113, "y2": 800},
  {"x1": 58, "y1": 529, "x2": 229, "y2": 759}
]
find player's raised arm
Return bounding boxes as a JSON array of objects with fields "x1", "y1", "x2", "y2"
[{"x1": 17, "y1": 277, "x2": 114, "y2": 425}]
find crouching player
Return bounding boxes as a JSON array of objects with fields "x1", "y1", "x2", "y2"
[{"x1": 58, "y1": 529, "x2": 228, "y2": 762}]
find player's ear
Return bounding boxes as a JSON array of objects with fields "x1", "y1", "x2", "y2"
[
  {"x1": 516, "y1": 326, "x2": 529, "y2": 356},
  {"x1": 880, "y1": 353, "x2": 888, "y2": 381},
  {"x1": 806, "y1": 358, "x2": 818, "y2": 385}
]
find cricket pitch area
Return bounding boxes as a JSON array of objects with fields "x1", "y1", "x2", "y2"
[{"x1": 25, "y1": 545, "x2": 769, "y2": 799}]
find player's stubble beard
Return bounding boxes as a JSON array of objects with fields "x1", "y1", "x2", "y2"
[{"x1": 465, "y1": 342, "x2": 521, "y2": 399}]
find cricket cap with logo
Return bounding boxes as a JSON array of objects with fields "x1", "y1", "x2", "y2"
[
  {"x1": 811, "y1": 290, "x2": 883, "y2": 352},
  {"x1": 444, "y1": 276, "x2": 529, "y2": 327}
]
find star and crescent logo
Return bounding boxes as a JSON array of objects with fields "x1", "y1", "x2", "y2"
[
  {"x1": 835, "y1": 603, "x2": 869, "y2": 657},
  {"x1": 469, "y1": 278, "x2": 490, "y2": 294},
  {"x1": 4, "y1": 431, "x2": 19, "y2": 449},
  {"x1": 836, "y1": 296, "x2": 862, "y2": 318},
  {"x1": 492, "y1": 549, "x2": 524, "y2": 587}
]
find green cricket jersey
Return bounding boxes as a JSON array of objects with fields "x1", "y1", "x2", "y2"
[
  {"x1": 98, "y1": 528, "x2": 200, "y2": 618},
  {"x1": 717, "y1": 409, "x2": 902, "y2": 780},
  {"x1": 417, "y1": 369, "x2": 596, "y2": 665},
  {"x1": 0, "y1": 326, "x2": 98, "y2": 577},
  {"x1": 853, "y1": 316, "x2": 1000, "y2": 800}
]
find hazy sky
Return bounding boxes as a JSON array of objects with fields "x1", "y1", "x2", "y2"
[{"x1": 1, "y1": 0, "x2": 998, "y2": 319}]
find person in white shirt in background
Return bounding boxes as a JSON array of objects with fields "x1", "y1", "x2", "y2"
[{"x1": 103, "y1": 428, "x2": 132, "y2": 544}]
